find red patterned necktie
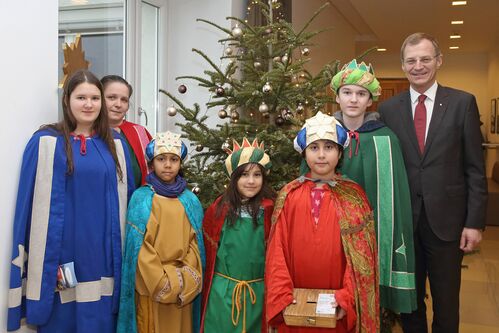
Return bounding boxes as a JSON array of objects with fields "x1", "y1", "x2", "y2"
[{"x1": 414, "y1": 94, "x2": 427, "y2": 153}]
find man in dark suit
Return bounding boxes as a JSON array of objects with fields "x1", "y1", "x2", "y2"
[{"x1": 378, "y1": 32, "x2": 487, "y2": 333}]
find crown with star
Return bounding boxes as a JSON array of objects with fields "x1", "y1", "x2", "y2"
[
  {"x1": 145, "y1": 131, "x2": 188, "y2": 162},
  {"x1": 224, "y1": 137, "x2": 271, "y2": 176},
  {"x1": 294, "y1": 111, "x2": 350, "y2": 153}
]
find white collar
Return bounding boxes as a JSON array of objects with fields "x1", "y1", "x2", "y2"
[{"x1": 410, "y1": 81, "x2": 438, "y2": 104}]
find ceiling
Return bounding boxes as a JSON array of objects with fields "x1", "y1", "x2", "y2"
[{"x1": 329, "y1": 0, "x2": 499, "y2": 55}]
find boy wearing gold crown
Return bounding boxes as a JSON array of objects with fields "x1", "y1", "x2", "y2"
[
  {"x1": 200, "y1": 138, "x2": 275, "y2": 333},
  {"x1": 117, "y1": 131, "x2": 205, "y2": 333},
  {"x1": 331, "y1": 60, "x2": 417, "y2": 316},
  {"x1": 265, "y1": 112, "x2": 379, "y2": 332}
]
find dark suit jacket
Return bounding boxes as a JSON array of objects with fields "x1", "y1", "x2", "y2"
[{"x1": 378, "y1": 85, "x2": 487, "y2": 241}]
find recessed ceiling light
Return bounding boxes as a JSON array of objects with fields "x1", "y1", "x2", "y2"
[
  {"x1": 377, "y1": 48, "x2": 387, "y2": 52},
  {"x1": 449, "y1": 46, "x2": 460, "y2": 49},
  {"x1": 452, "y1": 1, "x2": 467, "y2": 5},
  {"x1": 450, "y1": 34, "x2": 461, "y2": 39},
  {"x1": 451, "y1": 20, "x2": 464, "y2": 24}
]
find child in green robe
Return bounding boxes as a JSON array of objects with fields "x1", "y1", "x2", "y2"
[{"x1": 200, "y1": 138, "x2": 275, "y2": 333}]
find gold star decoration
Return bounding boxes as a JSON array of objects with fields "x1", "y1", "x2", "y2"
[
  {"x1": 59, "y1": 34, "x2": 91, "y2": 88},
  {"x1": 11, "y1": 244, "x2": 28, "y2": 277}
]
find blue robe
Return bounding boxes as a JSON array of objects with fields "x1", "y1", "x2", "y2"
[
  {"x1": 117, "y1": 185, "x2": 206, "y2": 333},
  {"x1": 8, "y1": 128, "x2": 134, "y2": 332}
]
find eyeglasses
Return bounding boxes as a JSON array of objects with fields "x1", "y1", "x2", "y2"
[{"x1": 403, "y1": 55, "x2": 440, "y2": 66}]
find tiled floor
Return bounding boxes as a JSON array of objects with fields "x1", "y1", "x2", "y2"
[
  {"x1": 416, "y1": 226, "x2": 499, "y2": 332},
  {"x1": 459, "y1": 226, "x2": 499, "y2": 332}
]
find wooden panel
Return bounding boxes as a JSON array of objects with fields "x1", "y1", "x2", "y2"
[{"x1": 368, "y1": 78, "x2": 410, "y2": 112}]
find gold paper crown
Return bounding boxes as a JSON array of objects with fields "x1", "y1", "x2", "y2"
[{"x1": 224, "y1": 138, "x2": 271, "y2": 175}]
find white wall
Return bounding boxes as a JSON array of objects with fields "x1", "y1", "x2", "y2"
[
  {"x1": 0, "y1": 1, "x2": 59, "y2": 332},
  {"x1": 292, "y1": 0, "x2": 358, "y2": 75},
  {"x1": 0, "y1": 1, "x2": 237, "y2": 330}
]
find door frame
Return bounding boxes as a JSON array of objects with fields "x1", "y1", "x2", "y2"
[{"x1": 125, "y1": 0, "x2": 168, "y2": 133}]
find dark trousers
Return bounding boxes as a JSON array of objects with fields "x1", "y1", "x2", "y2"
[{"x1": 401, "y1": 208, "x2": 464, "y2": 333}]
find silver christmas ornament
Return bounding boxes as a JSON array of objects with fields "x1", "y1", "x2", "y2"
[
  {"x1": 167, "y1": 105, "x2": 177, "y2": 116},
  {"x1": 301, "y1": 48, "x2": 310, "y2": 56},
  {"x1": 280, "y1": 108, "x2": 290, "y2": 117},
  {"x1": 195, "y1": 144, "x2": 203, "y2": 152},
  {"x1": 262, "y1": 82, "x2": 272, "y2": 94},
  {"x1": 283, "y1": 109, "x2": 293, "y2": 120},
  {"x1": 273, "y1": 56, "x2": 281, "y2": 63},
  {"x1": 192, "y1": 186, "x2": 201, "y2": 195},
  {"x1": 296, "y1": 103, "x2": 305, "y2": 114},
  {"x1": 222, "y1": 141, "x2": 231, "y2": 152},
  {"x1": 281, "y1": 53, "x2": 289, "y2": 64},
  {"x1": 232, "y1": 25, "x2": 243, "y2": 38},
  {"x1": 259, "y1": 102, "x2": 269, "y2": 113},
  {"x1": 224, "y1": 47, "x2": 233, "y2": 56},
  {"x1": 253, "y1": 61, "x2": 262, "y2": 69},
  {"x1": 275, "y1": 115, "x2": 285, "y2": 126}
]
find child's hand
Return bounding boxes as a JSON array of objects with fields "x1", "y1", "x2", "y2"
[{"x1": 332, "y1": 301, "x2": 346, "y2": 320}]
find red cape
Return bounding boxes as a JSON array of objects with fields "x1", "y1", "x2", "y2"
[
  {"x1": 200, "y1": 196, "x2": 274, "y2": 333},
  {"x1": 266, "y1": 177, "x2": 379, "y2": 333},
  {"x1": 119, "y1": 120, "x2": 152, "y2": 185}
]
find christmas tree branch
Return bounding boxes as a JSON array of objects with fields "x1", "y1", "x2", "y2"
[
  {"x1": 192, "y1": 48, "x2": 226, "y2": 78},
  {"x1": 176, "y1": 75, "x2": 214, "y2": 87}
]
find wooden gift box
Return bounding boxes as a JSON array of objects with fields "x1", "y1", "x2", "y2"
[{"x1": 283, "y1": 288, "x2": 336, "y2": 328}]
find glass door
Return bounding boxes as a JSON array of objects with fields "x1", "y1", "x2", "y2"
[
  {"x1": 138, "y1": 1, "x2": 159, "y2": 134},
  {"x1": 126, "y1": 0, "x2": 168, "y2": 135}
]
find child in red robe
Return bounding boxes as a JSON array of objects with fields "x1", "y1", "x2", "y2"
[{"x1": 265, "y1": 111, "x2": 379, "y2": 333}]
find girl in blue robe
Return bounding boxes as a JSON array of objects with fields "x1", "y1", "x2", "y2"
[{"x1": 7, "y1": 70, "x2": 134, "y2": 332}]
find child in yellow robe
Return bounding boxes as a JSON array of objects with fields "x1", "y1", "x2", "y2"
[{"x1": 118, "y1": 131, "x2": 205, "y2": 333}]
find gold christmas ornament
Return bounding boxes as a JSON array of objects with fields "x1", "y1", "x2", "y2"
[
  {"x1": 218, "y1": 109, "x2": 228, "y2": 119},
  {"x1": 230, "y1": 110, "x2": 240, "y2": 120}
]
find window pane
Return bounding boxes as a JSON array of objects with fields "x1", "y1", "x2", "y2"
[{"x1": 58, "y1": 0, "x2": 125, "y2": 81}]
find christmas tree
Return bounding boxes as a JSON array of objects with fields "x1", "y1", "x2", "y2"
[{"x1": 159, "y1": 0, "x2": 340, "y2": 206}]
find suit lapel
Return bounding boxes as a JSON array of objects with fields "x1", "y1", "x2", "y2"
[
  {"x1": 423, "y1": 85, "x2": 449, "y2": 160},
  {"x1": 399, "y1": 92, "x2": 421, "y2": 156}
]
